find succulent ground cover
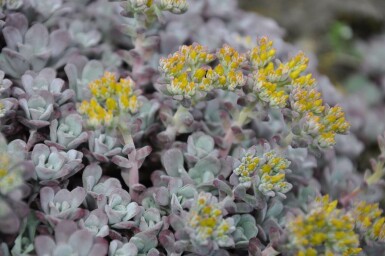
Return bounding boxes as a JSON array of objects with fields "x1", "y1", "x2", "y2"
[{"x1": 0, "y1": 0, "x2": 385, "y2": 256}]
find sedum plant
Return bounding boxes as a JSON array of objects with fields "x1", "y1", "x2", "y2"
[
  {"x1": 0, "y1": 0, "x2": 384, "y2": 256},
  {"x1": 34, "y1": 220, "x2": 108, "y2": 256}
]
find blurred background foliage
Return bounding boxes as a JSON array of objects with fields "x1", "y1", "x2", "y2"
[
  {"x1": 239, "y1": 0, "x2": 385, "y2": 171},
  {"x1": 239, "y1": 0, "x2": 385, "y2": 83}
]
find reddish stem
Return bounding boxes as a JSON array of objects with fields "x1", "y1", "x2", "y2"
[
  {"x1": 219, "y1": 127, "x2": 235, "y2": 158},
  {"x1": 340, "y1": 187, "x2": 362, "y2": 207}
]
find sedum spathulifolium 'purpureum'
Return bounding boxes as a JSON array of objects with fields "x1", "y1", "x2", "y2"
[{"x1": 0, "y1": 0, "x2": 385, "y2": 255}]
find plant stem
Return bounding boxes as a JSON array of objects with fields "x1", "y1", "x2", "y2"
[
  {"x1": 340, "y1": 186, "x2": 362, "y2": 207},
  {"x1": 219, "y1": 128, "x2": 235, "y2": 158},
  {"x1": 118, "y1": 124, "x2": 139, "y2": 194},
  {"x1": 122, "y1": 164, "x2": 139, "y2": 196},
  {"x1": 219, "y1": 102, "x2": 256, "y2": 157}
]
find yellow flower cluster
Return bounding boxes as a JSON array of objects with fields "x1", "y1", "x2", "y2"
[
  {"x1": 258, "y1": 151, "x2": 292, "y2": 196},
  {"x1": 160, "y1": 44, "x2": 215, "y2": 98},
  {"x1": 188, "y1": 193, "x2": 233, "y2": 244},
  {"x1": 159, "y1": 44, "x2": 247, "y2": 99},
  {"x1": 275, "y1": 57, "x2": 350, "y2": 148},
  {"x1": 250, "y1": 37, "x2": 310, "y2": 109},
  {"x1": 351, "y1": 201, "x2": 385, "y2": 242},
  {"x1": 249, "y1": 37, "x2": 276, "y2": 69},
  {"x1": 291, "y1": 88, "x2": 324, "y2": 114},
  {"x1": 304, "y1": 106, "x2": 350, "y2": 148},
  {"x1": 233, "y1": 149, "x2": 292, "y2": 196},
  {"x1": 254, "y1": 73, "x2": 288, "y2": 108},
  {"x1": 287, "y1": 195, "x2": 362, "y2": 256},
  {"x1": 260, "y1": 151, "x2": 291, "y2": 175},
  {"x1": 208, "y1": 45, "x2": 246, "y2": 90},
  {"x1": 159, "y1": 38, "x2": 350, "y2": 148},
  {"x1": 78, "y1": 72, "x2": 139, "y2": 127},
  {"x1": 286, "y1": 52, "x2": 309, "y2": 80},
  {"x1": 233, "y1": 153, "x2": 260, "y2": 183},
  {"x1": 0, "y1": 153, "x2": 11, "y2": 182},
  {"x1": 292, "y1": 74, "x2": 316, "y2": 88},
  {"x1": 249, "y1": 37, "x2": 350, "y2": 146}
]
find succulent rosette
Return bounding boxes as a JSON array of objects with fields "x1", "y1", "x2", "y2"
[
  {"x1": 101, "y1": 188, "x2": 142, "y2": 229},
  {"x1": 35, "y1": 220, "x2": 108, "y2": 256},
  {"x1": 0, "y1": 13, "x2": 70, "y2": 78},
  {"x1": 17, "y1": 68, "x2": 75, "y2": 106},
  {"x1": 78, "y1": 209, "x2": 110, "y2": 237},
  {"x1": 18, "y1": 91, "x2": 55, "y2": 129},
  {"x1": 38, "y1": 186, "x2": 87, "y2": 224},
  {"x1": 85, "y1": 131, "x2": 122, "y2": 163},
  {"x1": 31, "y1": 144, "x2": 83, "y2": 184},
  {"x1": 46, "y1": 113, "x2": 88, "y2": 150}
]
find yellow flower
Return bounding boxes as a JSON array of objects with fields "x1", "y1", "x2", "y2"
[
  {"x1": 217, "y1": 45, "x2": 245, "y2": 70},
  {"x1": 287, "y1": 195, "x2": 361, "y2": 255},
  {"x1": 350, "y1": 201, "x2": 385, "y2": 241},
  {"x1": 303, "y1": 105, "x2": 350, "y2": 148},
  {"x1": 167, "y1": 73, "x2": 196, "y2": 97},
  {"x1": 209, "y1": 45, "x2": 246, "y2": 90},
  {"x1": 188, "y1": 193, "x2": 234, "y2": 244},
  {"x1": 286, "y1": 52, "x2": 309, "y2": 79},
  {"x1": 234, "y1": 153, "x2": 261, "y2": 182},
  {"x1": 249, "y1": 37, "x2": 276, "y2": 69},
  {"x1": 160, "y1": 44, "x2": 215, "y2": 98},
  {"x1": 292, "y1": 74, "x2": 316, "y2": 88},
  {"x1": 254, "y1": 73, "x2": 288, "y2": 108},
  {"x1": 324, "y1": 106, "x2": 350, "y2": 134},
  {"x1": 291, "y1": 88, "x2": 324, "y2": 114},
  {"x1": 78, "y1": 72, "x2": 139, "y2": 127}
]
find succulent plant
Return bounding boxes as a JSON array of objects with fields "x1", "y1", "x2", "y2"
[
  {"x1": 0, "y1": 134, "x2": 32, "y2": 234},
  {"x1": 0, "y1": 0, "x2": 23, "y2": 10},
  {"x1": 101, "y1": 188, "x2": 142, "y2": 229},
  {"x1": 0, "y1": 0, "x2": 384, "y2": 255},
  {"x1": 31, "y1": 144, "x2": 83, "y2": 184},
  {"x1": 65, "y1": 58, "x2": 105, "y2": 101},
  {"x1": 18, "y1": 91, "x2": 55, "y2": 129},
  {"x1": 232, "y1": 214, "x2": 259, "y2": 247},
  {"x1": 0, "y1": 70, "x2": 12, "y2": 97},
  {"x1": 16, "y1": 68, "x2": 75, "y2": 106},
  {"x1": 0, "y1": 97, "x2": 18, "y2": 119},
  {"x1": 29, "y1": 0, "x2": 63, "y2": 18},
  {"x1": 69, "y1": 20, "x2": 102, "y2": 48},
  {"x1": 79, "y1": 209, "x2": 110, "y2": 237},
  {"x1": 85, "y1": 131, "x2": 123, "y2": 163},
  {"x1": 108, "y1": 240, "x2": 139, "y2": 256},
  {"x1": 46, "y1": 113, "x2": 88, "y2": 150},
  {"x1": 38, "y1": 186, "x2": 87, "y2": 223},
  {"x1": 184, "y1": 131, "x2": 218, "y2": 166},
  {"x1": 169, "y1": 192, "x2": 236, "y2": 255},
  {"x1": 35, "y1": 220, "x2": 108, "y2": 256},
  {"x1": 0, "y1": 13, "x2": 70, "y2": 77}
]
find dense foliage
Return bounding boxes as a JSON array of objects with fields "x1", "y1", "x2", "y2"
[{"x1": 0, "y1": 0, "x2": 385, "y2": 255}]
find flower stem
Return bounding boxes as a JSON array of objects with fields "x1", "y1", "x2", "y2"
[
  {"x1": 118, "y1": 124, "x2": 139, "y2": 194},
  {"x1": 340, "y1": 186, "x2": 362, "y2": 207},
  {"x1": 219, "y1": 102, "x2": 256, "y2": 157}
]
